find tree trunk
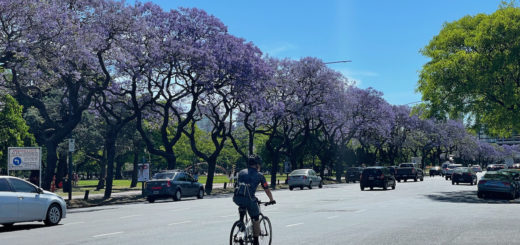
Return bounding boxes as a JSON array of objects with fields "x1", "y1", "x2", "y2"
[
  {"x1": 56, "y1": 151, "x2": 67, "y2": 189},
  {"x1": 249, "y1": 131, "x2": 255, "y2": 155},
  {"x1": 43, "y1": 143, "x2": 58, "y2": 190},
  {"x1": 104, "y1": 135, "x2": 117, "y2": 199},
  {"x1": 165, "y1": 149, "x2": 176, "y2": 170},
  {"x1": 115, "y1": 156, "x2": 124, "y2": 180},
  {"x1": 205, "y1": 157, "x2": 217, "y2": 195},
  {"x1": 130, "y1": 150, "x2": 139, "y2": 188},
  {"x1": 270, "y1": 153, "x2": 279, "y2": 190}
]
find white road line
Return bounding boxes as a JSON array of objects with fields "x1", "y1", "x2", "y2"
[
  {"x1": 65, "y1": 221, "x2": 85, "y2": 225},
  {"x1": 168, "y1": 221, "x2": 192, "y2": 226},
  {"x1": 92, "y1": 232, "x2": 124, "y2": 238},
  {"x1": 220, "y1": 214, "x2": 236, "y2": 218},
  {"x1": 120, "y1": 215, "x2": 141, "y2": 219},
  {"x1": 286, "y1": 223, "x2": 304, "y2": 227},
  {"x1": 354, "y1": 209, "x2": 366, "y2": 214},
  {"x1": 327, "y1": 215, "x2": 339, "y2": 219}
]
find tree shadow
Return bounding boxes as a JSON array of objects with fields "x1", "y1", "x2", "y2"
[
  {"x1": 425, "y1": 190, "x2": 520, "y2": 204},
  {"x1": 0, "y1": 223, "x2": 53, "y2": 233}
]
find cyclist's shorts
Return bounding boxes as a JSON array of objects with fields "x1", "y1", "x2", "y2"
[{"x1": 233, "y1": 196, "x2": 260, "y2": 218}]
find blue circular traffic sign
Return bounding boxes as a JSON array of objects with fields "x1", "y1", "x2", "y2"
[{"x1": 13, "y1": 157, "x2": 22, "y2": 166}]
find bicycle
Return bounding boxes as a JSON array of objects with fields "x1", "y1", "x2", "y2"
[{"x1": 229, "y1": 200, "x2": 275, "y2": 245}]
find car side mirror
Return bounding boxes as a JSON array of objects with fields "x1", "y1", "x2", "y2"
[{"x1": 37, "y1": 187, "x2": 43, "y2": 194}]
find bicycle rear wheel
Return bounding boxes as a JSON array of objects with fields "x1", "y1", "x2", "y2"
[
  {"x1": 230, "y1": 220, "x2": 247, "y2": 245},
  {"x1": 258, "y1": 216, "x2": 272, "y2": 245}
]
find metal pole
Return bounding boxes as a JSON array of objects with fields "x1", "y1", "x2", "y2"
[
  {"x1": 68, "y1": 145, "x2": 73, "y2": 201},
  {"x1": 39, "y1": 148, "x2": 42, "y2": 188}
]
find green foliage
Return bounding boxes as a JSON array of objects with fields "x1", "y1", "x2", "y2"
[
  {"x1": 418, "y1": 3, "x2": 520, "y2": 136},
  {"x1": 0, "y1": 94, "x2": 36, "y2": 169}
]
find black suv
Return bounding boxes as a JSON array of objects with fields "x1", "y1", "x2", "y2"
[
  {"x1": 360, "y1": 167, "x2": 396, "y2": 191},
  {"x1": 345, "y1": 167, "x2": 364, "y2": 183}
]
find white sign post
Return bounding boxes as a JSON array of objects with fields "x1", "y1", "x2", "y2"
[
  {"x1": 137, "y1": 163, "x2": 150, "y2": 182},
  {"x1": 7, "y1": 147, "x2": 42, "y2": 187}
]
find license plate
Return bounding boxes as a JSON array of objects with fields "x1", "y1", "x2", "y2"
[
  {"x1": 368, "y1": 177, "x2": 374, "y2": 180},
  {"x1": 153, "y1": 191, "x2": 159, "y2": 194}
]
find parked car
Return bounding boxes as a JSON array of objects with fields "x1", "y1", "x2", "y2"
[
  {"x1": 451, "y1": 167, "x2": 477, "y2": 185},
  {"x1": 487, "y1": 164, "x2": 507, "y2": 171},
  {"x1": 288, "y1": 169, "x2": 323, "y2": 190},
  {"x1": 360, "y1": 167, "x2": 396, "y2": 191},
  {"x1": 345, "y1": 167, "x2": 363, "y2": 183},
  {"x1": 498, "y1": 169, "x2": 520, "y2": 197},
  {"x1": 429, "y1": 166, "x2": 442, "y2": 177},
  {"x1": 509, "y1": 163, "x2": 520, "y2": 169},
  {"x1": 470, "y1": 165, "x2": 482, "y2": 173},
  {"x1": 445, "y1": 164, "x2": 462, "y2": 180},
  {"x1": 145, "y1": 171, "x2": 204, "y2": 203},
  {"x1": 395, "y1": 163, "x2": 424, "y2": 182},
  {"x1": 477, "y1": 171, "x2": 518, "y2": 199},
  {"x1": 0, "y1": 176, "x2": 67, "y2": 227},
  {"x1": 387, "y1": 166, "x2": 398, "y2": 176}
]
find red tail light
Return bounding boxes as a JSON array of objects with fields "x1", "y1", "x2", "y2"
[
  {"x1": 303, "y1": 176, "x2": 307, "y2": 179},
  {"x1": 166, "y1": 181, "x2": 171, "y2": 187},
  {"x1": 412, "y1": 169, "x2": 415, "y2": 174},
  {"x1": 478, "y1": 180, "x2": 487, "y2": 185},
  {"x1": 379, "y1": 174, "x2": 385, "y2": 179},
  {"x1": 503, "y1": 182, "x2": 511, "y2": 186}
]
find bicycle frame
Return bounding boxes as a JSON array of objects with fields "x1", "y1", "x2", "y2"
[{"x1": 230, "y1": 201, "x2": 273, "y2": 245}]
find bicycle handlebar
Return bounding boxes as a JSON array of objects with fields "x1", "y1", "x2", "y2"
[{"x1": 257, "y1": 200, "x2": 276, "y2": 206}]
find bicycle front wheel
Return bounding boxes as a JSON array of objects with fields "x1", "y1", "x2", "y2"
[
  {"x1": 230, "y1": 220, "x2": 247, "y2": 245},
  {"x1": 258, "y1": 216, "x2": 272, "y2": 245}
]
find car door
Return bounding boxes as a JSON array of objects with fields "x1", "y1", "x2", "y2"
[
  {"x1": 176, "y1": 173, "x2": 191, "y2": 196},
  {"x1": 186, "y1": 174, "x2": 198, "y2": 196},
  {"x1": 8, "y1": 178, "x2": 46, "y2": 222},
  {"x1": 0, "y1": 178, "x2": 18, "y2": 223},
  {"x1": 310, "y1": 170, "x2": 319, "y2": 186}
]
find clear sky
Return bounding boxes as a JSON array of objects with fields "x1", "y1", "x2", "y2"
[{"x1": 145, "y1": 0, "x2": 503, "y2": 105}]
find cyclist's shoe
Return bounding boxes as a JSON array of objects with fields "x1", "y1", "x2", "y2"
[{"x1": 253, "y1": 237, "x2": 259, "y2": 245}]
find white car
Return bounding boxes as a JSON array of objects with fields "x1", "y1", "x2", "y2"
[{"x1": 0, "y1": 176, "x2": 67, "y2": 227}]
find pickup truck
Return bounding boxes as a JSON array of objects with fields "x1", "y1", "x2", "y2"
[{"x1": 395, "y1": 163, "x2": 424, "y2": 182}]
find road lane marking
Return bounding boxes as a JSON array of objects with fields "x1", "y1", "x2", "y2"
[
  {"x1": 220, "y1": 214, "x2": 236, "y2": 218},
  {"x1": 286, "y1": 223, "x2": 304, "y2": 227},
  {"x1": 354, "y1": 209, "x2": 366, "y2": 214},
  {"x1": 93, "y1": 232, "x2": 124, "y2": 238},
  {"x1": 120, "y1": 215, "x2": 141, "y2": 219},
  {"x1": 168, "y1": 221, "x2": 192, "y2": 226},
  {"x1": 65, "y1": 222, "x2": 85, "y2": 225},
  {"x1": 327, "y1": 215, "x2": 339, "y2": 219}
]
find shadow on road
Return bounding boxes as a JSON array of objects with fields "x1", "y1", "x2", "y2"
[
  {"x1": 0, "y1": 224, "x2": 54, "y2": 233},
  {"x1": 425, "y1": 190, "x2": 520, "y2": 204}
]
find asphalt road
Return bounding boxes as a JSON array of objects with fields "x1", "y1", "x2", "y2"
[{"x1": 2, "y1": 173, "x2": 520, "y2": 245}]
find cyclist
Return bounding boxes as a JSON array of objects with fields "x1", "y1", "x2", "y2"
[{"x1": 233, "y1": 155, "x2": 275, "y2": 245}]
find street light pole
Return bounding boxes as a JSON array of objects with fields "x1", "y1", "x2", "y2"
[{"x1": 324, "y1": 60, "x2": 352, "y2": 65}]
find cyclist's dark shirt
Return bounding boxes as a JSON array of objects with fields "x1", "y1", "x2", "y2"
[{"x1": 237, "y1": 167, "x2": 268, "y2": 198}]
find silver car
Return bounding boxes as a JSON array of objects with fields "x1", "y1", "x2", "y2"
[
  {"x1": 0, "y1": 176, "x2": 67, "y2": 227},
  {"x1": 287, "y1": 169, "x2": 322, "y2": 190}
]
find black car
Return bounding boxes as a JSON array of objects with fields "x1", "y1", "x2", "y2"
[
  {"x1": 345, "y1": 167, "x2": 363, "y2": 183},
  {"x1": 145, "y1": 171, "x2": 204, "y2": 203},
  {"x1": 487, "y1": 164, "x2": 507, "y2": 171},
  {"x1": 360, "y1": 167, "x2": 396, "y2": 191},
  {"x1": 429, "y1": 166, "x2": 442, "y2": 177},
  {"x1": 451, "y1": 167, "x2": 477, "y2": 185}
]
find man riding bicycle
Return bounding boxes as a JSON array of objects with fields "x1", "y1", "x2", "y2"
[{"x1": 233, "y1": 155, "x2": 275, "y2": 245}]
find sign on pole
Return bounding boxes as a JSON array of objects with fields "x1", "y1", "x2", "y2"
[
  {"x1": 68, "y1": 139, "x2": 75, "y2": 152},
  {"x1": 8, "y1": 147, "x2": 41, "y2": 171},
  {"x1": 138, "y1": 163, "x2": 150, "y2": 182},
  {"x1": 8, "y1": 147, "x2": 42, "y2": 187}
]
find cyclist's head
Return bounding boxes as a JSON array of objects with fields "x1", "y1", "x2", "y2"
[{"x1": 248, "y1": 154, "x2": 262, "y2": 169}]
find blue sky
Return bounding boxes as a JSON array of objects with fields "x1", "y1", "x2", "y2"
[{"x1": 146, "y1": 0, "x2": 503, "y2": 105}]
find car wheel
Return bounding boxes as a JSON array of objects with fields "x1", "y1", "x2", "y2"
[
  {"x1": 470, "y1": 181, "x2": 474, "y2": 186},
  {"x1": 370, "y1": 187, "x2": 373, "y2": 190},
  {"x1": 420, "y1": 176, "x2": 424, "y2": 181},
  {"x1": 44, "y1": 204, "x2": 62, "y2": 226},
  {"x1": 173, "y1": 189, "x2": 182, "y2": 201},
  {"x1": 404, "y1": 179, "x2": 407, "y2": 182},
  {"x1": 414, "y1": 176, "x2": 417, "y2": 182},
  {"x1": 147, "y1": 196, "x2": 155, "y2": 203},
  {"x1": 308, "y1": 181, "x2": 313, "y2": 189},
  {"x1": 197, "y1": 188, "x2": 204, "y2": 199},
  {"x1": 289, "y1": 186, "x2": 294, "y2": 191},
  {"x1": 383, "y1": 182, "x2": 388, "y2": 190},
  {"x1": 445, "y1": 176, "x2": 448, "y2": 180},
  {"x1": 452, "y1": 181, "x2": 454, "y2": 185},
  {"x1": 318, "y1": 181, "x2": 323, "y2": 188},
  {"x1": 352, "y1": 180, "x2": 356, "y2": 183},
  {"x1": 360, "y1": 186, "x2": 364, "y2": 191},
  {"x1": 456, "y1": 182, "x2": 459, "y2": 185},
  {"x1": 300, "y1": 186, "x2": 304, "y2": 190},
  {"x1": 392, "y1": 183, "x2": 396, "y2": 190},
  {"x1": 509, "y1": 192, "x2": 515, "y2": 200},
  {"x1": 397, "y1": 179, "x2": 401, "y2": 182}
]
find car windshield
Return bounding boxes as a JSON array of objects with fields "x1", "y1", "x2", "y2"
[
  {"x1": 363, "y1": 169, "x2": 382, "y2": 175},
  {"x1": 290, "y1": 170, "x2": 308, "y2": 176},
  {"x1": 152, "y1": 172, "x2": 176, "y2": 180},
  {"x1": 483, "y1": 173, "x2": 511, "y2": 181}
]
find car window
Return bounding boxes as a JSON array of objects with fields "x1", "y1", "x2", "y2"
[
  {"x1": 185, "y1": 174, "x2": 194, "y2": 182},
  {"x1": 309, "y1": 170, "x2": 316, "y2": 176},
  {"x1": 176, "y1": 173, "x2": 186, "y2": 181},
  {"x1": 0, "y1": 179, "x2": 12, "y2": 192},
  {"x1": 290, "y1": 170, "x2": 308, "y2": 176},
  {"x1": 152, "y1": 172, "x2": 176, "y2": 180},
  {"x1": 9, "y1": 178, "x2": 37, "y2": 193}
]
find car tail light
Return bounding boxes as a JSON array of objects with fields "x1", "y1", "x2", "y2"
[
  {"x1": 303, "y1": 176, "x2": 307, "y2": 179},
  {"x1": 166, "y1": 181, "x2": 171, "y2": 187},
  {"x1": 478, "y1": 180, "x2": 487, "y2": 185},
  {"x1": 379, "y1": 174, "x2": 385, "y2": 179},
  {"x1": 503, "y1": 182, "x2": 511, "y2": 186},
  {"x1": 412, "y1": 169, "x2": 415, "y2": 174}
]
